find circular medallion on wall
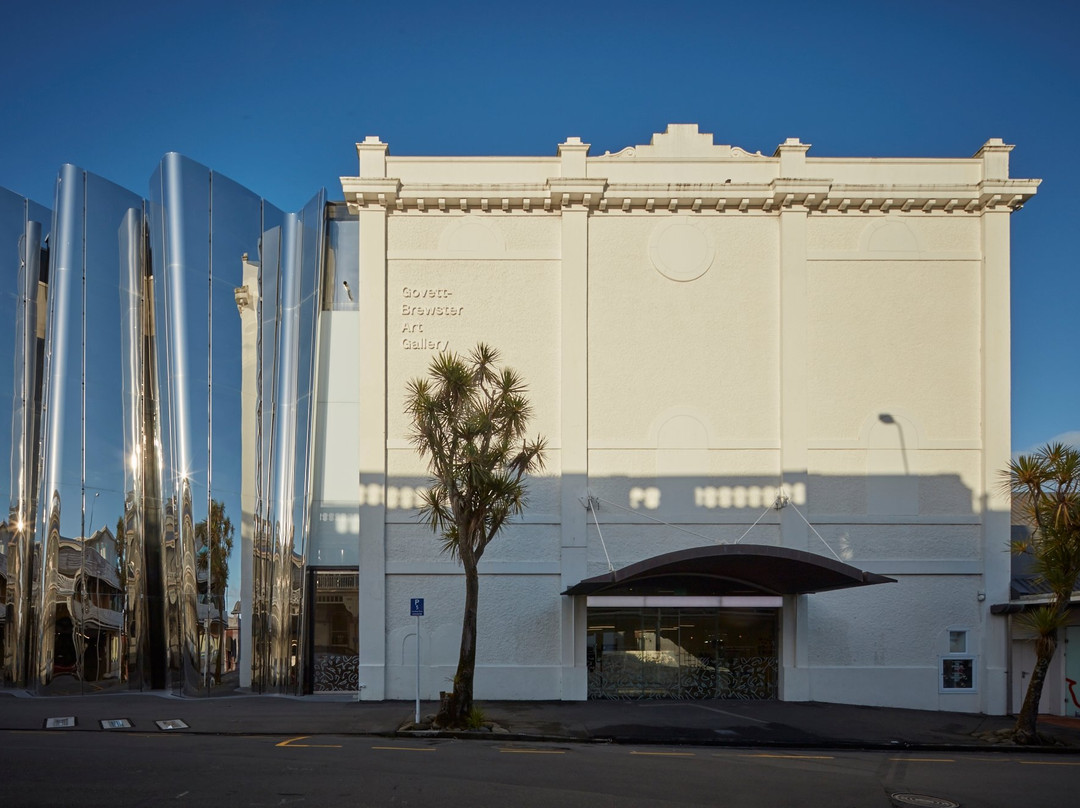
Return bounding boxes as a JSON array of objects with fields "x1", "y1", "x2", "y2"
[{"x1": 648, "y1": 216, "x2": 715, "y2": 282}]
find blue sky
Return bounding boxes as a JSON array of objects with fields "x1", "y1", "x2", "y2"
[{"x1": 1, "y1": 0, "x2": 1076, "y2": 453}]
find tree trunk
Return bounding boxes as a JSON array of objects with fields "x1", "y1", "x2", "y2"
[
  {"x1": 214, "y1": 596, "x2": 225, "y2": 684},
  {"x1": 436, "y1": 562, "x2": 479, "y2": 727},
  {"x1": 1013, "y1": 637, "x2": 1055, "y2": 743}
]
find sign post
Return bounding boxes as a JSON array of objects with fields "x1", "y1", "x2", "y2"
[{"x1": 410, "y1": 598, "x2": 424, "y2": 723}]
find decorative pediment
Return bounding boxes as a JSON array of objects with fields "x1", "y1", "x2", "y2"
[{"x1": 600, "y1": 123, "x2": 765, "y2": 160}]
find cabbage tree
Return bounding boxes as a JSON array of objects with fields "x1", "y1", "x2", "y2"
[
  {"x1": 406, "y1": 344, "x2": 546, "y2": 727},
  {"x1": 1007, "y1": 443, "x2": 1080, "y2": 743}
]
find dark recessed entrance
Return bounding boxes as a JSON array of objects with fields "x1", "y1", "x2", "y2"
[
  {"x1": 306, "y1": 570, "x2": 359, "y2": 693},
  {"x1": 567, "y1": 544, "x2": 894, "y2": 701}
]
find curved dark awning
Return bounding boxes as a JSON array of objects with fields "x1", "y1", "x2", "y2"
[{"x1": 562, "y1": 543, "x2": 895, "y2": 597}]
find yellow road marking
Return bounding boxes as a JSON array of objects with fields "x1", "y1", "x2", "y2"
[
  {"x1": 736, "y1": 753, "x2": 834, "y2": 760},
  {"x1": 371, "y1": 745, "x2": 437, "y2": 752},
  {"x1": 630, "y1": 750, "x2": 695, "y2": 757},
  {"x1": 499, "y1": 748, "x2": 566, "y2": 754},
  {"x1": 276, "y1": 735, "x2": 343, "y2": 748},
  {"x1": 1017, "y1": 760, "x2": 1080, "y2": 766},
  {"x1": 888, "y1": 758, "x2": 954, "y2": 763}
]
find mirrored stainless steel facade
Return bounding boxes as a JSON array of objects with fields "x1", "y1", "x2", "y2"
[
  {"x1": 0, "y1": 155, "x2": 328, "y2": 695},
  {"x1": 0, "y1": 187, "x2": 50, "y2": 688}
]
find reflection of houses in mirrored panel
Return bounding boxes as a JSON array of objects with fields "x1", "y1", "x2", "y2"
[
  {"x1": 0, "y1": 187, "x2": 50, "y2": 688},
  {"x1": 32, "y1": 167, "x2": 146, "y2": 693}
]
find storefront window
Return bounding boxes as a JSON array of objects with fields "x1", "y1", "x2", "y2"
[{"x1": 587, "y1": 608, "x2": 777, "y2": 699}]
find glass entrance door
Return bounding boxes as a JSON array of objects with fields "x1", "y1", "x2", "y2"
[{"x1": 309, "y1": 570, "x2": 358, "y2": 692}]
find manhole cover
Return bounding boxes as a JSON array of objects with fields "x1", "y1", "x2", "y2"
[{"x1": 891, "y1": 794, "x2": 960, "y2": 808}]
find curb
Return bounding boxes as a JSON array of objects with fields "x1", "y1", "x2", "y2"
[{"x1": 1, "y1": 721, "x2": 1077, "y2": 753}]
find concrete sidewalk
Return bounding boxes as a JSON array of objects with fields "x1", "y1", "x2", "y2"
[{"x1": 2, "y1": 690, "x2": 1078, "y2": 752}]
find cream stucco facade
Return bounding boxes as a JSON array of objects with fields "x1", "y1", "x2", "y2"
[{"x1": 309, "y1": 124, "x2": 1039, "y2": 713}]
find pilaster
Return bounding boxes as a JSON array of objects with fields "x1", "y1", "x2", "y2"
[
  {"x1": 350, "y1": 136, "x2": 391, "y2": 698},
  {"x1": 779, "y1": 200, "x2": 810, "y2": 551},
  {"x1": 558, "y1": 136, "x2": 591, "y2": 699},
  {"x1": 558, "y1": 136, "x2": 590, "y2": 178},
  {"x1": 979, "y1": 199, "x2": 1012, "y2": 714},
  {"x1": 975, "y1": 138, "x2": 1013, "y2": 182},
  {"x1": 780, "y1": 594, "x2": 811, "y2": 701},
  {"x1": 774, "y1": 137, "x2": 811, "y2": 178}
]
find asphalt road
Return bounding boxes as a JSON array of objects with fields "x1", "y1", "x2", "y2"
[{"x1": 1, "y1": 731, "x2": 1078, "y2": 807}]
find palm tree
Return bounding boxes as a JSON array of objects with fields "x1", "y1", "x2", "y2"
[
  {"x1": 406, "y1": 344, "x2": 546, "y2": 727},
  {"x1": 1006, "y1": 443, "x2": 1080, "y2": 743}
]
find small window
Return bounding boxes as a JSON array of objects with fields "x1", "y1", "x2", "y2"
[
  {"x1": 948, "y1": 630, "x2": 967, "y2": 654},
  {"x1": 940, "y1": 656, "x2": 976, "y2": 692}
]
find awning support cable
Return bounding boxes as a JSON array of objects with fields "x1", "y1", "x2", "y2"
[
  {"x1": 732, "y1": 505, "x2": 777, "y2": 545},
  {"x1": 583, "y1": 496, "x2": 615, "y2": 572},
  {"x1": 786, "y1": 501, "x2": 845, "y2": 562},
  {"x1": 590, "y1": 492, "x2": 846, "y2": 563}
]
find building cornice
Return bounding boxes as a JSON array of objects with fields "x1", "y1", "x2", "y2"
[
  {"x1": 341, "y1": 175, "x2": 1039, "y2": 215},
  {"x1": 340, "y1": 176, "x2": 402, "y2": 210}
]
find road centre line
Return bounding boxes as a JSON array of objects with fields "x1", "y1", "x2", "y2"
[
  {"x1": 499, "y1": 748, "x2": 566, "y2": 754},
  {"x1": 275, "y1": 736, "x2": 343, "y2": 748},
  {"x1": 371, "y1": 745, "x2": 437, "y2": 752},
  {"x1": 888, "y1": 758, "x2": 954, "y2": 763},
  {"x1": 630, "y1": 750, "x2": 695, "y2": 757},
  {"x1": 1017, "y1": 760, "x2": 1080, "y2": 766}
]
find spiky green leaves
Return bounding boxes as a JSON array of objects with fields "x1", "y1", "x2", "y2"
[
  {"x1": 406, "y1": 343, "x2": 546, "y2": 563},
  {"x1": 1007, "y1": 442, "x2": 1080, "y2": 606}
]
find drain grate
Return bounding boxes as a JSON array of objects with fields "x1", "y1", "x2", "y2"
[
  {"x1": 44, "y1": 716, "x2": 77, "y2": 729},
  {"x1": 100, "y1": 718, "x2": 133, "y2": 729},
  {"x1": 891, "y1": 794, "x2": 960, "y2": 808},
  {"x1": 155, "y1": 719, "x2": 189, "y2": 731}
]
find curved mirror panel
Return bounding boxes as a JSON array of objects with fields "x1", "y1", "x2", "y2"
[
  {"x1": 0, "y1": 188, "x2": 49, "y2": 688},
  {"x1": 34, "y1": 167, "x2": 145, "y2": 694}
]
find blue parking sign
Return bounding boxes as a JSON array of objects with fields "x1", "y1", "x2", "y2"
[{"x1": 410, "y1": 598, "x2": 424, "y2": 616}]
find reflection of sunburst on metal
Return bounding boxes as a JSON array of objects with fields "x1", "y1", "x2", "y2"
[{"x1": 890, "y1": 794, "x2": 960, "y2": 808}]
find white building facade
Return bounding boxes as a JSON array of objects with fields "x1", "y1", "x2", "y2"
[{"x1": 306, "y1": 124, "x2": 1039, "y2": 713}]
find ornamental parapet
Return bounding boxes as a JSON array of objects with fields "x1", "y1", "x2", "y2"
[{"x1": 342, "y1": 127, "x2": 1038, "y2": 215}]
